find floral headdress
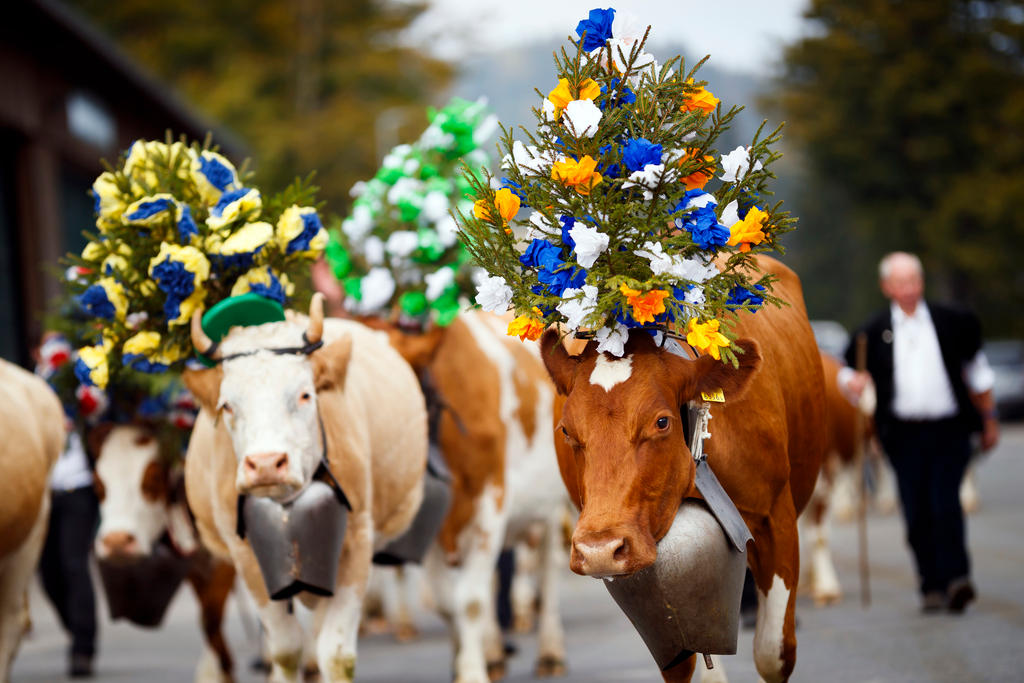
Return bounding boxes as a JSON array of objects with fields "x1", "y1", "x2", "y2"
[
  {"x1": 325, "y1": 97, "x2": 497, "y2": 328},
  {"x1": 458, "y1": 8, "x2": 794, "y2": 363},
  {"x1": 67, "y1": 136, "x2": 326, "y2": 389}
]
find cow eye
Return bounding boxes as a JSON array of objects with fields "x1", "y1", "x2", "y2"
[
  {"x1": 656, "y1": 416, "x2": 670, "y2": 430},
  {"x1": 298, "y1": 391, "x2": 313, "y2": 404},
  {"x1": 219, "y1": 400, "x2": 234, "y2": 416}
]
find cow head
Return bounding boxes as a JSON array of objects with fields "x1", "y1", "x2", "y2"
[
  {"x1": 540, "y1": 329, "x2": 761, "y2": 578},
  {"x1": 183, "y1": 294, "x2": 352, "y2": 502},
  {"x1": 92, "y1": 424, "x2": 171, "y2": 561}
]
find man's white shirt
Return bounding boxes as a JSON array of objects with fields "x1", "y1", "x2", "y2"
[{"x1": 50, "y1": 431, "x2": 94, "y2": 492}]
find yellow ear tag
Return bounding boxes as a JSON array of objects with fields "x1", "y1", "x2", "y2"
[{"x1": 700, "y1": 388, "x2": 725, "y2": 403}]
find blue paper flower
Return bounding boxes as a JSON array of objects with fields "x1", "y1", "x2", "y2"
[
  {"x1": 559, "y1": 216, "x2": 577, "y2": 251},
  {"x1": 519, "y1": 238, "x2": 585, "y2": 296},
  {"x1": 727, "y1": 284, "x2": 766, "y2": 310},
  {"x1": 177, "y1": 205, "x2": 198, "y2": 243},
  {"x1": 576, "y1": 8, "x2": 616, "y2": 52},
  {"x1": 622, "y1": 138, "x2": 663, "y2": 173},
  {"x1": 151, "y1": 259, "x2": 196, "y2": 322},
  {"x1": 599, "y1": 78, "x2": 636, "y2": 111},
  {"x1": 597, "y1": 143, "x2": 621, "y2": 179},
  {"x1": 124, "y1": 195, "x2": 177, "y2": 225},
  {"x1": 77, "y1": 284, "x2": 116, "y2": 320}
]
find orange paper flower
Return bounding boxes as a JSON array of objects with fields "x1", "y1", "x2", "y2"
[
  {"x1": 681, "y1": 78, "x2": 720, "y2": 114},
  {"x1": 474, "y1": 187, "x2": 521, "y2": 227},
  {"x1": 619, "y1": 283, "x2": 670, "y2": 324},
  {"x1": 726, "y1": 206, "x2": 768, "y2": 253},
  {"x1": 507, "y1": 308, "x2": 545, "y2": 341},
  {"x1": 548, "y1": 78, "x2": 601, "y2": 115},
  {"x1": 551, "y1": 155, "x2": 603, "y2": 195},
  {"x1": 686, "y1": 318, "x2": 730, "y2": 360},
  {"x1": 678, "y1": 148, "x2": 715, "y2": 190}
]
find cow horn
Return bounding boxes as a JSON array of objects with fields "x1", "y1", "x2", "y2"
[
  {"x1": 190, "y1": 310, "x2": 219, "y2": 358},
  {"x1": 306, "y1": 293, "x2": 325, "y2": 345}
]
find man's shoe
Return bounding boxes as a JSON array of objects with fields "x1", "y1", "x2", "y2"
[
  {"x1": 921, "y1": 591, "x2": 945, "y2": 613},
  {"x1": 69, "y1": 653, "x2": 93, "y2": 678},
  {"x1": 947, "y1": 578, "x2": 976, "y2": 614}
]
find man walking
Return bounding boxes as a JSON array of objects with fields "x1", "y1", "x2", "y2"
[{"x1": 842, "y1": 252, "x2": 999, "y2": 613}]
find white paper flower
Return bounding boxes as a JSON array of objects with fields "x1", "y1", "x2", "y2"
[
  {"x1": 349, "y1": 181, "x2": 367, "y2": 198},
  {"x1": 386, "y1": 177, "x2": 424, "y2": 205},
  {"x1": 364, "y1": 236, "x2": 385, "y2": 265},
  {"x1": 563, "y1": 99, "x2": 603, "y2": 138},
  {"x1": 557, "y1": 285, "x2": 599, "y2": 330},
  {"x1": 595, "y1": 323, "x2": 629, "y2": 357},
  {"x1": 358, "y1": 267, "x2": 396, "y2": 313},
  {"x1": 569, "y1": 224, "x2": 609, "y2": 268},
  {"x1": 719, "y1": 145, "x2": 763, "y2": 182},
  {"x1": 719, "y1": 199, "x2": 740, "y2": 227},
  {"x1": 342, "y1": 204, "x2": 374, "y2": 243},
  {"x1": 421, "y1": 191, "x2": 449, "y2": 223},
  {"x1": 503, "y1": 140, "x2": 552, "y2": 176},
  {"x1": 419, "y1": 124, "x2": 454, "y2": 151},
  {"x1": 385, "y1": 231, "x2": 419, "y2": 258},
  {"x1": 684, "y1": 192, "x2": 718, "y2": 210},
  {"x1": 542, "y1": 98, "x2": 557, "y2": 122},
  {"x1": 475, "y1": 275, "x2": 514, "y2": 313},
  {"x1": 526, "y1": 211, "x2": 560, "y2": 241},
  {"x1": 622, "y1": 163, "x2": 675, "y2": 200},
  {"x1": 402, "y1": 158, "x2": 420, "y2": 175},
  {"x1": 635, "y1": 242, "x2": 719, "y2": 282},
  {"x1": 684, "y1": 285, "x2": 706, "y2": 307},
  {"x1": 425, "y1": 267, "x2": 455, "y2": 301},
  {"x1": 435, "y1": 215, "x2": 459, "y2": 248},
  {"x1": 381, "y1": 144, "x2": 412, "y2": 169}
]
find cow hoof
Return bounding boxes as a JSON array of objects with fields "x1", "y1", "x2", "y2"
[
  {"x1": 534, "y1": 655, "x2": 567, "y2": 677},
  {"x1": 813, "y1": 590, "x2": 842, "y2": 607},
  {"x1": 486, "y1": 659, "x2": 507, "y2": 681},
  {"x1": 394, "y1": 622, "x2": 419, "y2": 642}
]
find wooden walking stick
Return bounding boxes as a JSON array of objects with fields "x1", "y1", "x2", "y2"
[{"x1": 854, "y1": 332, "x2": 871, "y2": 607}]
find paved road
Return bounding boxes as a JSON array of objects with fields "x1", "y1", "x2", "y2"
[{"x1": 13, "y1": 425, "x2": 1024, "y2": 682}]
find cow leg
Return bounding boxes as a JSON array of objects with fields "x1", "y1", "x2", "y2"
[
  {"x1": 510, "y1": 540, "x2": 538, "y2": 634},
  {"x1": 800, "y1": 469, "x2": 842, "y2": 607},
  {"x1": 315, "y1": 513, "x2": 372, "y2": 683},
  {"x1": 392, "y1": 566, "x2": 420, "y2": 642},
  {"x1": 187, "y1": 556, "x2": 236, "y2": 683},
  {"x1": 697, "y1": 654, "x2": 728, "y2": 682},
  {"x1": 749, "y1": 491, "x2": 800, "y2": 683},
  {"x1": 660, "y1": 653, "x2": 696, "y2": 682},
  {"x1": 0, "y1": 494, "x2": 49, "y2": 681},
  {"x1": 442, "y1": 484, "x2": 507, "y2": 683},
  {"x1": 534, "y1": 512, "x2": 567, "y2": 677},
  {"x1": 257, "y1": 601, "x2": 305, "y2": 683},
  {"x1": 869, "y1": 445, "x2": 899, "y2": 516}
]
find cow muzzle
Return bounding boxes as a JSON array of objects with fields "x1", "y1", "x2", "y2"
[
  {"x1": 570, "y1": 526, "x2": 656, "y2": 578},
  {"x1": 239, "y1": 451, "x2": 301, "y2": 495},
  {"x1": 98, "y1": 530, "x2": 143, "y2": 561}
]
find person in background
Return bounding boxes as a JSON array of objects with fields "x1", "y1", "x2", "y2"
[
  {"x1": 841, "y1": 252, "x2": 999, "y2": 614},
  {"x1": 33, "y1": 334, "x2": 100, "y2": 678}
]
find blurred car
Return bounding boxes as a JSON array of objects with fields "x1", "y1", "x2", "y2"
[
  {"x1": 984, "y1": 339, "x2": 1024, "y2": 421},
  {"x1": 810, "y1": 320, "x2": 850, "y2": 360}
]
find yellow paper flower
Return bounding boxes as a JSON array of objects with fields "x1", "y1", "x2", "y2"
[
  {"x1": 548, "y1": 78, "x2": 601, "y2": 116},
  {"x1": 81, "y1": 241, "x2": 105, "y2": 261},
  {"x1": 221, "y1": 221, "x2": 273, "y2": 256},
  {"x1": 473, "y1": 188, "x2": 522, "y2": 227},
  {"x1": 726, "y1": 206, "x2": 768, "y2": 253},
  {"x1": 191, "y1": 150, "x2": 240, "y2": 206},
  {"x1": 551, "y1": 155, "x2": 603, "y2": 195},
  {"x1": 507, "y1": 312, "x2": 545, "y2": 341},
  {"x1": 207, "y1": 188, "x2": 262, "y2": 231},
  {"x1": 122, "y1": 331, "x2": 161, "y2": 356},
  {"x1": 276, "y1": 205, "x2": 327, "y2": 255},
  {"x1": 686, "y1": 318, "x2": 730, "y2": 360},
  {"x1": 619, "y1": 284, "x2": 669, "y2": 324},
  {"x1": 681, "y1": 79, "x2": 720, "y2": 114},
  {"x1": 76, "y1": 344, "x2": 110, "y2": 389},
  {"x1": 91, "y1": 172, "x2": 127, "y2": 230}
]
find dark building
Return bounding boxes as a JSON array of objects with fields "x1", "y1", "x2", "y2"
[{"x1": 0, "y1": 0, "x2": 242, "y2": 365}]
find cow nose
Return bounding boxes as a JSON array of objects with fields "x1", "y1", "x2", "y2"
[
  {"x1": 101, "y1": 531, "x2": 139, "y2": 558},
  {"x1": 242, "y1": 451, "x2": 290, "y2": 487},
  {"x1": 571, "y1": 533, "x2": 632, "y2": 577}
]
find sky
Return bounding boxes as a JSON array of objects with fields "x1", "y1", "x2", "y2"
[{"x1": 405, "y1": 0, "x2": 813, "y2": 75}]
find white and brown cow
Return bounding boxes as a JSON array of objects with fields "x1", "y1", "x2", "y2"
[
  {"x1": 0, "y1": 359, "x2": 64, "y2": 680},
  {"x1": 539, "y1": 256, "x2": 826, "y2": 683},
  {"x1": 183, "y1": 294, "x2": 427, "y2": 683},
  {"x1": 88, "y1": 422, "x2": 237, "y2": 681},
  {"x1": 383, "y1": 310, "x2": 572, "y2": 683}
]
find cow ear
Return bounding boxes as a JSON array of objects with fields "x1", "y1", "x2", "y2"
[
  {"x1": 182, "y1": 366, "x2": 224, "y2": 414},
  {"x1": 387, "y1": 326, "x2": 445, "y2": 371},
  {"x1": 691, "y1": 338, "x2": 762, "y2": 402},
  {"x1": 140, "y1": 460, "x2": 170, "y2": 502},
  {"x1": 540, "y1": 329, "x2": 580, "y2": 395},
  {"x1": 311, "y1": 334, "x2": 353, "y2": 393}
]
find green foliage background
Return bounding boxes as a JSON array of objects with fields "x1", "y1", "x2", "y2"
[
  {"x1": 768, "y1": 0, "x2": 1024, "y2": 337},
  {"x1": 67, "y1": 0, "x2": 452, "y2": 213}
]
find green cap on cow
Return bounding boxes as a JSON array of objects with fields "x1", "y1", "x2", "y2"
[{"x1": 196, "y1": 293, "x2": 286, "y2": 367}]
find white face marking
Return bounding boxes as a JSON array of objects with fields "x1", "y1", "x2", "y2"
[
  {"x1": 588, "y1": 354, "x2": 633, "y2": 392},
  {"x1": 94, "y1": 425, "x2": 167, "y2": 557},
  {"x1": 753, "y1": 574, "x2": 791, "y2": 680}
]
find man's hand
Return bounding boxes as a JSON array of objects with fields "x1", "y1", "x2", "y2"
[{"x1": 981, "y1": 416, "x2": 1000, "y2": 451}]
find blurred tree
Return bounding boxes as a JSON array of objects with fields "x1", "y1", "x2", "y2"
[
  {"x1": 66, "y1": 0, "x2": 452, "y2": 213},
  {"x1": 768, "y1": 0, "x2": 1024, "y2": 336}
]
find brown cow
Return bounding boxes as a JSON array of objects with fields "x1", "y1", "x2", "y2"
[
  {"x1": 539, "y1": 255, "x2": 825, "y2": 683},
  {"x1": 382, "y1": 310, "x2": 572, "y2": 682},
  {"x1": 89, "y1": 423, "x2": 236, "y2": 681},
  {"x1": 0, "y1": 359, "x2": 64, "y2": 680}
]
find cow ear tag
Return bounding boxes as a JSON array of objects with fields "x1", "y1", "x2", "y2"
[
  {"x1": 701, "y1": 388, "x2": 725, "y2": 403},
  {"x1": 196, "y1": 294, "x2": 286, "y2": 367}
]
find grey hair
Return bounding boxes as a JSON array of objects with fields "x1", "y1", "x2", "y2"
[{"x1": 879, "y1": 251, "x2": 923, "y2": 281}]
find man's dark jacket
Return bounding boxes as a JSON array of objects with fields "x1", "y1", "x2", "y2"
[{"x1": 844, "y1": 301, "x2": 984, "y2": 440}]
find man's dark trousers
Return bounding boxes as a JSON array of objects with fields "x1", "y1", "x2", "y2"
[
  {"x1": 880, "y1": 418, "x2": 972, "y2": 595},
  {"x1": 38, "y1": 486, "x2": 98, "y2": 658}
]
